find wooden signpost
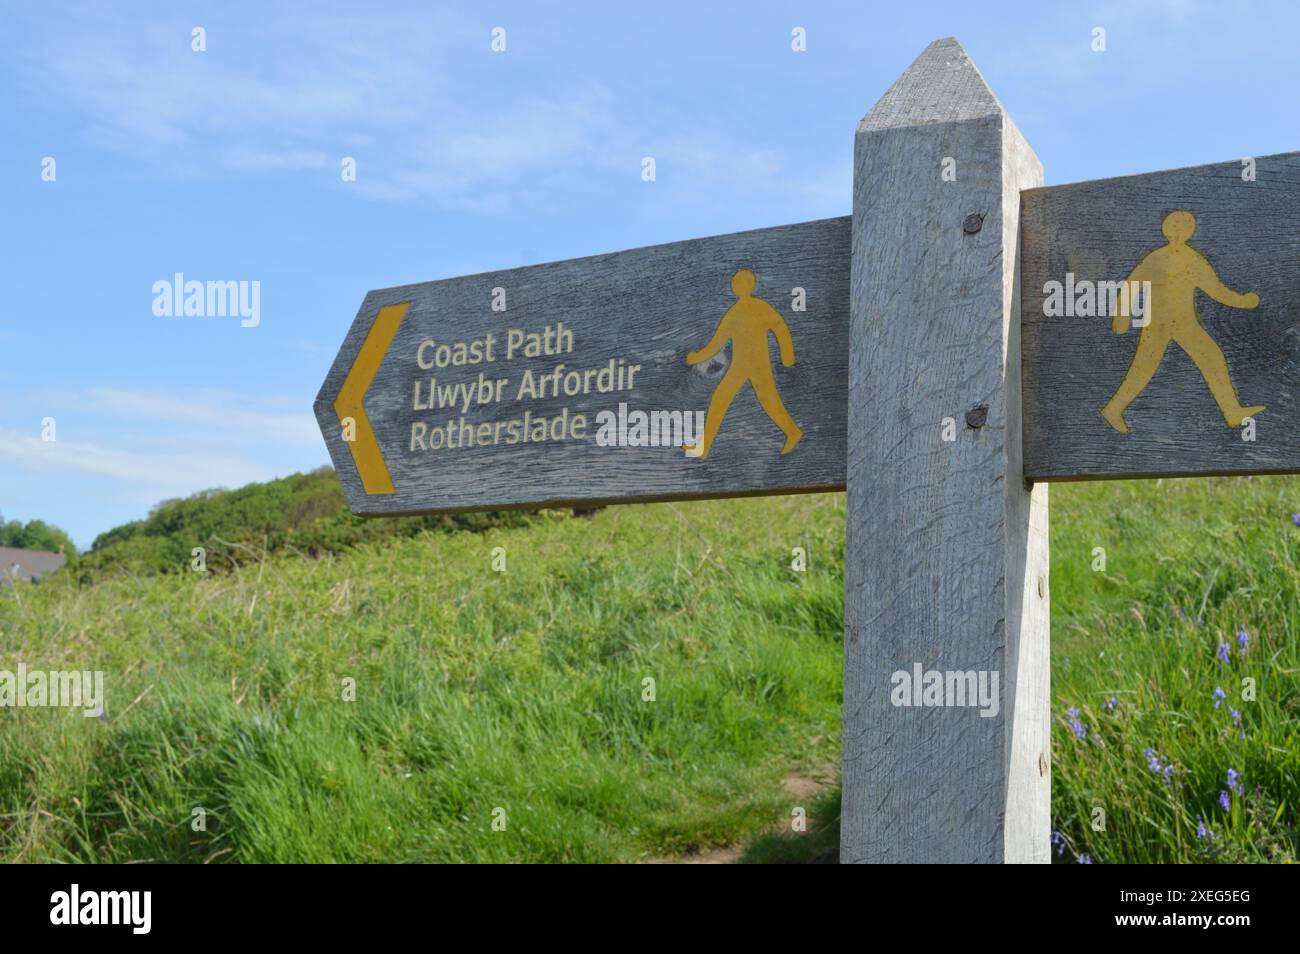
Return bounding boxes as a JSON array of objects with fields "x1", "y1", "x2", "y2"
[
  {"x1": 315, "y1": 218, "x2": 849, "y2": 514},
  {"x1": 317, "y1": 36, "x2": 1293, "y2": 863},
  {"x1": 844, "y1": 39, "x2": 1048, "y2": 864},
  {"x1": 1022, "y1": 152, "x2": 1300, "y2": 480}
]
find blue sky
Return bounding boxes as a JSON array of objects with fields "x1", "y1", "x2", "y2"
[{"x1": 2, "y1": 0, "x2": 1297, "y2": 548}]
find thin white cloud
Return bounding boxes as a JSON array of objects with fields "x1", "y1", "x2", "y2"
[
  {"x1": 0, "y1": 429, "x2": 273, "y2": 488},
  {"x1": 650, "y1": 135, "x2": 785, "y2": 186},
  {"x1": 12, "y1": 9, "x2": 614, "y2": 209},
  {"x1": 82, "y1": 388, "x2": 320, "y2": 448},
  {"x1": 20, "y1": 16, "x2": 436, "y2": 148},
  {"x1": 10, "y1": 7, "x2": 836, "y2": 215},
  {"x1": 986, "y1": 0, "x2": 1243, "y2": 94},
  {"x1": 219, "y1": 148, "x2": 332, "y2": 172},
  {"x1": 353, "y1": 93, "x2": 617, "y2": 206}
]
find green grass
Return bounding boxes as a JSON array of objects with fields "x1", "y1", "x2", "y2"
[
  {"x1": 0, "y1": 496, "x2": 845, "y2": 862},
  {"x1": 2, "y1": 478, "x2": 1298, "y2": 862},
  {"x1": 1049, "y1": 477, "x2": 1300, "y2": 863}
]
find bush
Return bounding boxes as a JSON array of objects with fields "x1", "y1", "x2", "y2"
[{"x1": 70, "y1": 467, "x2": 530, "y2": 582}]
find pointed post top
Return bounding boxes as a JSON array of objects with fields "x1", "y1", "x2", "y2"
[{"x1": 858, "y1": 37, "x2": 1005, "y2": 133}]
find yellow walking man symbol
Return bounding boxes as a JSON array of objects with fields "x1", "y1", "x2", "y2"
[
  {"x1": 1101, "y1": 210, "x2": 1263, "y2": 434},
  {"x1": 683, "y1": 268, "x2": 803, "y2": 459}
]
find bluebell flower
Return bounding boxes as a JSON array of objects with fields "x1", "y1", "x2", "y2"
[
  {"x1": 1230, "y1": 707, "x2": 1242, "y2": 726},
  {"x1": 1051, "y1": 830, "x2": 1066, "y2": 856},
  {"x1": 1144, "y1": 747, "x2": 1174, "y2": 782},
  {"x1": 1212, "y1": 687, "x2": 1225, "y2": 709},
  {"x1": 1292, "y1": 512, "x2": 1300, "y2": 527},
  {"x1": 1078, "y1": 854, "x2": 1093, "y2": 864},
  {"x1": 1217, "y1": 642, "x2": 1230, "y2": 664},
  {"x1": 1227, "y1": 768, "x2": 1242, "y2": 794},
  {"x1": 1196, "y1": 820, "x2": 1211, "y2": 840},
  {"x1": 1064, "y1": 706, "x2": 1086, "y2": 739},
  {"x1": 1237, "y1": 626, "x2": 1249, "y2": 651},
  {"x1": 1219, "y1": 790, "x2": 1231, "y2": 811},
  {"x1": 1103, "y1": 697, "x2": 1118, "y2": 711}
]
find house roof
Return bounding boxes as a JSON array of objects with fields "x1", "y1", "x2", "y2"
[{"x1": 0, "y1": 546, "x2": 67, "y2": 583}]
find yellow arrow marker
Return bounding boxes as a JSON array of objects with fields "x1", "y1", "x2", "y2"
[{"x1": 334, "y1": 303, "x2": 409, "y2": 494}]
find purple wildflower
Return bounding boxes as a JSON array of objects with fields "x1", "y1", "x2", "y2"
[
  {"x1": 1237, "y1": 626, "x2": 1249, "y2": 651},
  {"x1": 1212, "y1": 687, "x2": 1226, "y2": 709},
  {"x1": 1217, "y1": 642, "x2": 1230, "y2": 664},
  {"x1": 1051, "y1": 831, "x2": 1066, "y2": 856},
  {"x1": 1292, "y1": 512, "x2": 1300, "y2": 527},
  {"x1": 1230, "y1": 707, "x2": 1242, "y2": 726},
  {"x1": 1219, "y1": 790, "x2": 1231, "y2": 811},
  {"x1": 1103, "y1": 697, "x2": 1118, "y2": 711},
  {"x1": 1227, "y1": 768, "x2": 1242, "y2": 794},
  {"x1": 1144, "y1": 747, "x2": 1174, "y2": 782},
  {"x1": 1078, "y1": 853, "x2": 1093, "y2": 864},
  {"x1": 1196, "y1": 820, "x2": 1211, "y2": 840}
]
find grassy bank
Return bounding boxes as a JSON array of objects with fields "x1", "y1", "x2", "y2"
[
  {"x1": 1, "y1": 496, "x2": 844, "y2": 862},
  {"x1": 1049, "y1": 477, "x2": 1300, "y2": 863},
  {"x1": 2, "y1": 478, "x2": 1298, "y2": 862}
]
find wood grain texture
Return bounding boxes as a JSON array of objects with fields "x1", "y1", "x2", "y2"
[
  {"x1": 843, "y1": 37, "x2": 1049, "y2": 863},
  {"x1": 1022, "y1": 151, "x2": 1300, "y2": 479},
  {"x1": 314, "y1": 218, "x2": 849, "y2": 515}
]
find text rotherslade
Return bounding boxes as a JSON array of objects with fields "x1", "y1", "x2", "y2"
[{"x1": 406, "y1": 321, "x2": 661, "y2": 454}]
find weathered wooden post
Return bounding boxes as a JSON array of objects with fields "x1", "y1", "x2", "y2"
[{"x1": 843, "y1": 38, "x2": 1050, "y2": 862}]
